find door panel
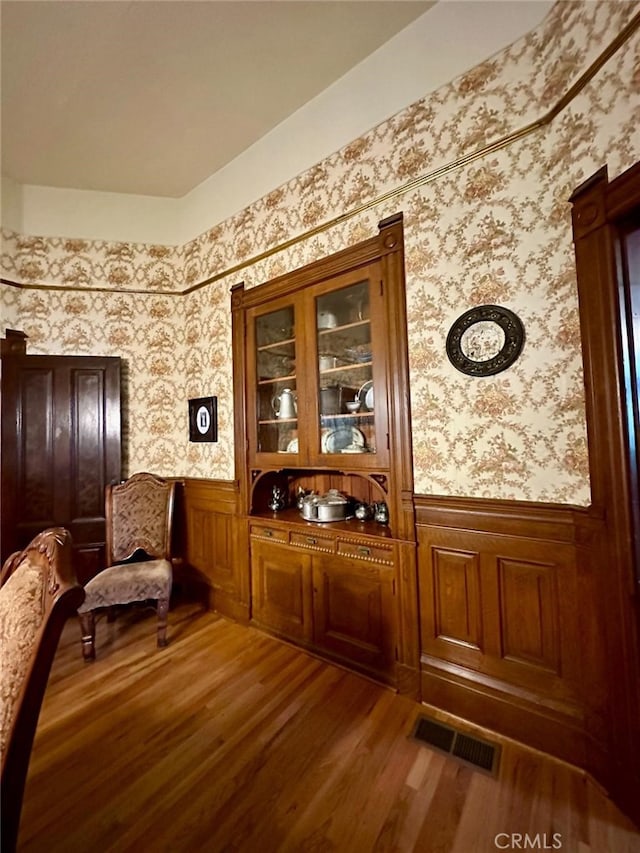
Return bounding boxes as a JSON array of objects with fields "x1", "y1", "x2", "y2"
[
  {"x1": 73, "y1": 369, "x2": 106, "y2": 518},
  {"x1": 312, "y1": 554, "x2": 395, "y2": 677},
  {"x1": 21, "y1": 368, "x2": 56, "y2": 526},
  {"x1": 251, "y1": 539, "x2": 313, "y2": 643}
]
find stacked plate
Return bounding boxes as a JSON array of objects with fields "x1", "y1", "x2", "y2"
[{"x1": 322, "y1": 426, "x2": 365, "y2": 453}]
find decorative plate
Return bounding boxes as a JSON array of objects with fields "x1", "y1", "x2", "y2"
[
  {"x1": 446, "y1": 305, "x2": 525, "y2": 377},
  {"x1": 286, "y1": 437, "x2": 299, "y2": 453},
  {"x1": 322, "y1": 426, "x2": 365, "y2": 453},
  {"x1": 357, "y1": 380, "x2": 374, "y2": 411}
]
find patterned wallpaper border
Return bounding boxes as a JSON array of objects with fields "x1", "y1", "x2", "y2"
[{"x1": 2, "y1": 4, "x2": 639, "y2": 296}]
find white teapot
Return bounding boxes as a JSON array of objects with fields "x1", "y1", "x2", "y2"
[{"x1": 272, "y1": 388, "x2": 297, "y2": 419}]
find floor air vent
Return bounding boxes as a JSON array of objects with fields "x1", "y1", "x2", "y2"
[{"x1": 411, "y1": 715, "x2": 500, "y2": 776}]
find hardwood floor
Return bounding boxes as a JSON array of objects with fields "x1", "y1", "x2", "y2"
[{"x1": 18, "y1": 600, "x2": 640, "y2": 853}]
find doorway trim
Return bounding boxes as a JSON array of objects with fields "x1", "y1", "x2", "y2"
[{"x1": 570, "y1": 160, "x2": 640, "y2": 825}]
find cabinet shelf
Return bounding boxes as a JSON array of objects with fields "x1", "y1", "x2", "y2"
[
  {"x1": 319, "y1": 362, "x2": 372, "y2": 377},
  {"x1": 257, "y1": 337, "x2": 295, "y2": 352},
  {"x1": 258, "y1": 374, "x2": 296, "y2": 385},
  {"x1": 320, "y1": 412, "x2": 373, "y2": 421},
  {"x1": 259, "y1": 417, "x2": 297, "y2": 425},
  {"x1": 251, "y1": 507, "x2": 395, "y2": 539},
  {"x1": 318, "y1": 319, "x2": 370, "y2": 337}
]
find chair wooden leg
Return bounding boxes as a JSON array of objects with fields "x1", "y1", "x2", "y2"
[
  {"x1": 157, "y1": 597, "x2": 169, "y2": 648},
  {"x1": 79, "y1": 612, "x2": 96, "y2": 661}
]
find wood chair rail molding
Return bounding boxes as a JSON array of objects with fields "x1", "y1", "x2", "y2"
[{"x1": 415, "y1": 493, "x2": 600, "y2": 544}]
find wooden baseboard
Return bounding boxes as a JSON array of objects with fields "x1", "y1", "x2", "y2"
[
  {"x1": 210, "y1": 588, "x2": 249, "y2": 624},
  {"x1": 420, "y1": 659, "x2": 589, "y2": 769}
]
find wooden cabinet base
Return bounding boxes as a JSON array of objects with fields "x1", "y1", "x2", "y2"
[{"x1": 250, "y1": 525, "x2": 399, "y2": 687}]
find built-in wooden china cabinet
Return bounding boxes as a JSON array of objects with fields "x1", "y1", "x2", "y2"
[{"x1": 231, "y1": 214, "x2": 419, "y2": 692}]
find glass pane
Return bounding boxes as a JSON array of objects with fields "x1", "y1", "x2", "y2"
[
  {"x1": 316, "y1": 280, "x2": 376, "y2": 456},
  {"x1": 255, "y1": 306, "x2": 298, "y2": 455}
]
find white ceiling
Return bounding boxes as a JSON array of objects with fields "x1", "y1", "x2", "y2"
[{"x1": 1, "y1": 0, "x2": 434, "y2": 199}]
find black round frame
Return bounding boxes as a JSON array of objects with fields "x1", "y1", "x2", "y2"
[{"x1": 445, "y1": 304, "x2": 525, "y2": 377}]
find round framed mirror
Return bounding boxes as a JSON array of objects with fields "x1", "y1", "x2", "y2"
[{"x1": 446, "y1": 305, "x2": 525, "y2": 376}]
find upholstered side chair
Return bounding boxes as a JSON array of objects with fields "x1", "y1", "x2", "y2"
[
  {"x1": 1, "y1": 527, "x2": 84, "y2": 853},
  {"x1": 78, "y1": 472, "x2": 176, "y2": 661}
]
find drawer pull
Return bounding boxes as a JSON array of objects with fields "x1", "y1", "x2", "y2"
[
  {"x1": 263, "y1": 528, "x2": 273, "y2": 537},
  {"x1": 358, "y1": 546, "x2": 371, "y2": 556},
  {"x1": 306, "y1": 536, "x2": 317, "y2": 545}
]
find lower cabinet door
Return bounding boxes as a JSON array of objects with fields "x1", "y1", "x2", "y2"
[
  {"x1": 251, "y1": 539, "x2": 313, "y2": 643},
  {"x1": 312, "y1": 555, "x2": 396, "y2": 680}
]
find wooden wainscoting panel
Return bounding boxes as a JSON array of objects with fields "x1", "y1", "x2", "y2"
[
  {"x1": 181, "y1": 478, "x2": 247, "y2": 620},
  {"x1": 421, "y1": 546, "x2": 484, "y2": 670},
  {"x1": 185, "y1": 504, "x2": 210, "y2": 569},
  {"x1": 498, "y1": 557, "x2": 559, "y2": 674},
  {"x1": 415, "y1": 496, "x2": 592, "y2": 771}
]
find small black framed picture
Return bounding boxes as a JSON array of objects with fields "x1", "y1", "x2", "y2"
[{"x1": 188, "y1": 396, "x2": 218, "y2": 442}]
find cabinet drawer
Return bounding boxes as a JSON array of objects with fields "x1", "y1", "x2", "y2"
[
  {"x1": 336, "y1": 539, "x2": 394, "y2": 565},
  {"x1": 290, "y1": 530, "x2": 335, "y2": 553},
  {"x1": 250, "y1": 523, "x2": 288, "y2": 544}
]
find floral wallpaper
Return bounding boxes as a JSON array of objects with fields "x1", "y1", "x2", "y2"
[{"x1": 1, "y1": 0, "x2": 639, "y2": 504}]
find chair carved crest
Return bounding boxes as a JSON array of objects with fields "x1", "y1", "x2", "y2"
[{"x1": 108, "y1": 473, "x2": 173, "y2": 563}]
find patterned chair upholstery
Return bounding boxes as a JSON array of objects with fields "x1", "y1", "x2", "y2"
[
  {"x1": 78, "y1": 472, "x2": 175, "y2": 661},
  {"x1": 1, "y1": 528, "x2": 84, "y2": 853}
]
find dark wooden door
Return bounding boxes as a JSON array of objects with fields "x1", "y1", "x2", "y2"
[{"x1": 1, "y1": 354, "x2": 121, "y2": 583}]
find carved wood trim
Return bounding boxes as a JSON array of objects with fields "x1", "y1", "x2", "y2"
[{"x1": 569, "y1": 160, "x2": 640, "y2": 824}]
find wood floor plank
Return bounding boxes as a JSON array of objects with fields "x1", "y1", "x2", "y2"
[{"x1": 17, "y1": 601, "x2": 640, "y2": 853}]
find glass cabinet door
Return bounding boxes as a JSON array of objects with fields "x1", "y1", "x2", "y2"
[
  {"x1": 254, "y1": 305, "x2": 299, "y2": 456},
  {"x1": 314, "y1": 277, "x2": 382, "y2": 460}
]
